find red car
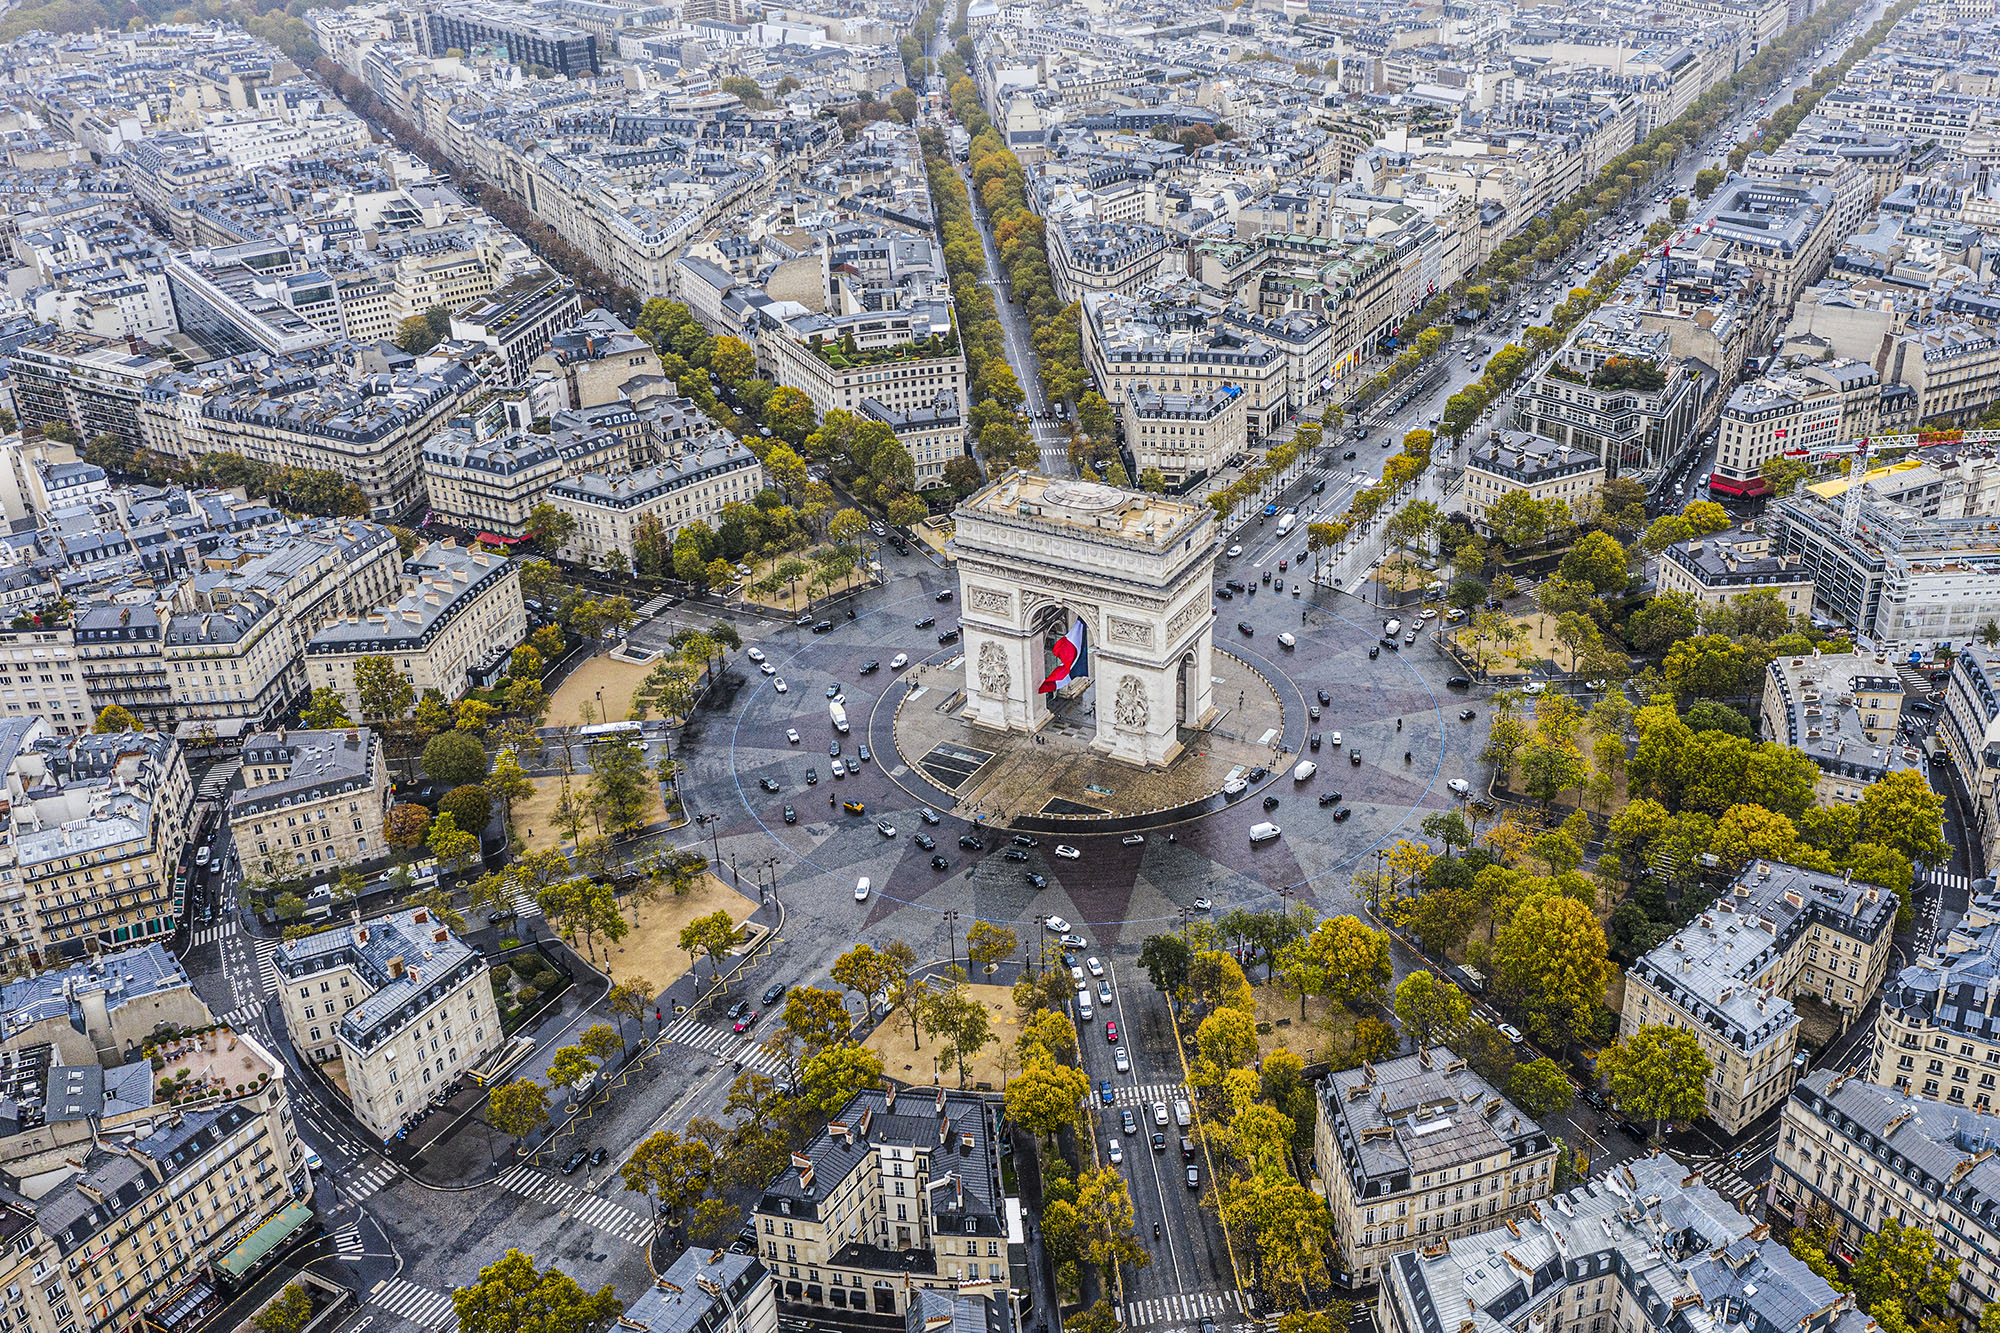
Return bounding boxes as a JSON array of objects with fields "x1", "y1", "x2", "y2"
[
  {"x1": 1105, "y1": 1020, "x2": 1119, "y2": 1044},
  {"x1": 733, "y1": 1010, "x2": 760, "y2": 1033}
]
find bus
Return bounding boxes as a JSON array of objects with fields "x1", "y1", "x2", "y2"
[{"x1": 576, "y1": 721, "x2": 643, "y2": 743}]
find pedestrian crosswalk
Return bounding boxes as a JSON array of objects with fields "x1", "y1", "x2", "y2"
[
  {"x1": 255, "y1": 937, "x2": 281, "y2": 996},
  {"x1": 493, "y1": 1167, "x2": 651, "y2": 1244},
  {"x1": 510, "y1": 886, "x2": 543, "y2": 920},
  {"x1": 659, "y1": 1012, "x2": 787, "y2": 1076},
  {"x1": 1922, "y1": 868, "x2": 1976, "y2": 893},
  {"x1": 196, "y1": 760, "x2": 241, "y2": 801},
  {"x1": 190, "y1": 924, "x2": 234, "y2": 947},
  {"x1": 1691, "y1": 1156, "x2": 1756, "y2": 1206},
  {"x1": 343, "y1": 1161, "x2": 398, "y2": 1204},
  {"x1": 333, "y1": 1224, "x2": 365, "y2": 1261},
  {"x1": 1120, "y1": 1290, "x2": 1240, "y2": 1329},
  {"x1": 1105, "y1": 1082, "x2": 1188, "y2": 1111},
  {"x1": 372, "y1": 1277, "x2": 456, "y2": 1331},
  {"x1": 219, "y1": 1002, "x2": 263, "y2": 1030}
]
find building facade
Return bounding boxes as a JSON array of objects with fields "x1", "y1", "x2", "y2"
[{"x1": 229, "y1": 727, "x2": 390, "y2": 881}]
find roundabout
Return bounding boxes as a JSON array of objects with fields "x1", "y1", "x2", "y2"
[{"x1": 690, "y1": 473, "x2": 1497, "y2": 949}]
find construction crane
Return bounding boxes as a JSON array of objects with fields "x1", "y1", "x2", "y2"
[{"x1": 1781, "y1": 429, "x2": 2000, "y2": 538}]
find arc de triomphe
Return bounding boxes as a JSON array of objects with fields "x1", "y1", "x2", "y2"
[{"x1": 950, "y1": 472, "x2": 1218, "y2": 767}]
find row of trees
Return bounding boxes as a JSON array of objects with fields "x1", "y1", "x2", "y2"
[
  {"x1": 1726, "y1": 0, "x2": 1919, "y2": 172},
  {"x1": 1127, "y1": 929, "x2": 1339, "y2": 1305},
  {"x1": 75, "y1": 438, "x2": 368, "y2": 518}
]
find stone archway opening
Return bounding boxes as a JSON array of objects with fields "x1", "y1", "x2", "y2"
[{"x1": 1029, "y1": 599, "x2": 1092, "y2": 727}]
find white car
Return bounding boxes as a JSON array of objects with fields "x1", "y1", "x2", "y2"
[
  {"x1": 1585, "y1": 679, "x2": 1608, "y2": 691},
  {"x1": 1447, "y1": 778, "x2": 1471, "y2": 796},
  {"x1": 890, "y1": 653, "x2": 909, "y2": 669},
  {"x1": 786, "y1": 728, "x2": 800, "y2": 744},
  {"x1": 1224, "y1": 775, "x2": 1247, "y2": 795},
  {"x1": 1192, "y1": 897, "x2": 1213, "y2": 911},
  {"x1": 760, "y1": 662, "x2": 776, "y2": 675},
  {"x1": 1086, "y1": 956, "x2": 1104, "y2": 978},
  {"x1": 1328, "y1": 731, "x2": 1341, "y2": 747},
  {"x1": 747, "y1": 647, "x2": 766, "y2": 663},
  {"x1": 830, "y1": 758, "x2": 846, "y2": 777},
  {"x1": 1108, "y1": 1138, "x2": 1124, "y2": 1164},
  {"x1": 1419, "y1": 608, "x2": 1438, "y2": 620},
  {"x1": 1226, "y1": 544, "x2": 1243, "y2": 557},
  {"x1": 1496, "y1": 1023, "x2": 1525, "y2": 1044},
  {"x1": 1044, "y1": 916, "x2": 1072, "y2": 933},
  {"x1": 855, "y1": 877, "x2": 871, "y2": 902},
  {"x1": 1071, "y1": 965, "x2": 1086, "y2": 984},
  {"x1": 1054, "y1": 845, "x2": 1081, "y2": 860},
  {"x1": 1521, "y1": 682, "x2": 1547, "y2": 695},
  {"x1": 773, "y1": 679, "x2": 789, "y2": 693},
  {"x1": 1114, "y1": 1047, "x2": 1130, "y2": 1073},
  {"x1": 1097, "y1": 979, "x2": 1112, "y2": 1002}
]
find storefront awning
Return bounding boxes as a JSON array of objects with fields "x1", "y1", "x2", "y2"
[{"x1": 217, "y1": 1201, "x2": 314, "y2": 1280}]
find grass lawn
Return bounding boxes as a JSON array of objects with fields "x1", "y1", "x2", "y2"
[
  {"x1": 546, "y1": 651, "x2": 659, "y2": 726},
  {"x1": 512, "y1": 772, "x2": 667, "y2": 853},
  {"x1": 1251, "y1": 983, "x2": 1357, "y2": 1065},
  {"x1": 867, "y1": 983, "x2": 1023, "y2": 1091},
  {"x1": 601, "y1": 871, "x2": 758, "y2": 994}
]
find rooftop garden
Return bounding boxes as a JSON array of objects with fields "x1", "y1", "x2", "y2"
[
  {"x1": 809, "y1": 327, "x2": 959, "y2": 369},
  {"x1": 1589, "y1": 356, "x2": 1668, "y2": 392}
]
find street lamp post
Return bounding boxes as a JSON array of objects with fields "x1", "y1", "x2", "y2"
[{"x1": 942, "y1": 910, "x2": 960, "y2": 973}]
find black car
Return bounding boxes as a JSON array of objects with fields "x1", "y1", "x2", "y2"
[
  {"x1": 812, "y1": 620, "x2": 834, "y2": 633},
  {"x1": 1312, "y1": 479, "x2": 1326, "y2": 493},
  {"x1": 759, "y1": 777, "x2": 781, "y2": 792},
  {"x1": 935, "y1": 590, "x2": 954, "y2": 602},
  {"x1": 561, "y1": 1150, "x2": 589, "y2": 1174},
  {"x1": 1012, "y1": 834, "x2": 1038, "y2": 847},
  {"x1": 805, "y1": 767, "x2": 818, "y2": 784},
  {"x1": 1217, "y1": 587, "x2": 1232, "y2": 599},
  {"x1": 920, "y1": 807, "x2": 941, "y2": 825},
  {"x1": 860, "y1": 660, "x2": 880, "y2": 674},
  {"x1": 931, "y1": 854, "x2": 951, "y2": 871},
  {"x1": 1023, "y1": 872, "x2": 1047, "y2": 888},
  {"x1": 588, "y1": 1147, "x2": 608, "y2": 1168},
  {"x1": 1459, "y1": 707, "x2": 1478, "y2": 721},
  {"x1": 1273, "y1": 579, "x2": 1283, "y2": 592},
  {"x1": 1309, "y1": 733, "x2": 1321, "y2": 750},
  {"x1": 938, "y1": 629, "x2": 960, "y2": 644},
  {"x1": 1447, "y1": 675, "x2": 1473, "y2": 689},
  {"x1": 914, "y1": 832, "x2": 935, "y2": 849},
  {"x1": 1343, "y1": 449, "x2": 1357, "y2": 459},
  {"x1": 1316, "y1": 688, "x2": 1331, "y2": 705},
  {"x1": 762, "y1": 983, "x2": 787, "y2": 1005},
  {"x1": 727, "y1": 999, "x2": 752, "y2": 1019},
  {"x1": 829, "y1": 740, "x2": 841, "y2": 757},
  {"x1": 783, "y1": 805, "x2": 797, "y2": 824},
  {"x1": 958, "y1": 834, "x2": 984, "y2": 850},
  {"x1": 1350, "y1": 750, "x2": 1362, "y2": 766},
  {"x1": 1226, "y1": 580, "x2": 1246, "y2": 592},
  {"x1": 1318, "y1": 791, "x2": 1341, "y2": 806},
  {"x1": 1262, "y1": 795, "x2": 1280, "y2": 810},
  {"x1": 1004, "y1": 847, "x2": 1029, "y2": 862},
  {"x1": 1332, "y1": 806, "x2": 1352, "y2": 822},
  {"x1": 1368, "y1": 645, "x2": 1379, "y2": 658},
  {"x1": 1151, "y1": 1131, "x2": 1167, "y2": 1153},
  {"x1": 1238, "y1": 621, "x2": 1255, "y2": 635},
  {"x1": 915, "y1": 615, "x2": 936, "y2": 629},
  {"x1": 1247, "y1": 766, "x2": 1268, "y2": 782}
]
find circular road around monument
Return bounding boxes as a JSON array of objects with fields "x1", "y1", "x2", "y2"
[{"x1": 714, "y1": 559, "x2": 1489, "y2": 954}]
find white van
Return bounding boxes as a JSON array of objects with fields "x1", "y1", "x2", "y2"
[
  {"x1": 1277, "y1": 632, "x2": 1296, "y2": 649},
  {"x1": 1174, "y1": 1099, "x2": 1191, "y2": 1127},
  {"x1": 1292, "y1": 760, "x2": 1317, "y2": 781},
  {"x1": 1078, "y1": 995, "x2": 1093, "y2": 1020},
  {"x1": 854, "y1": 876, "x2": 870, "y2": 902},
  {"x1": 1249, "y1": 822, "x2": 1281, "y2": 843}
]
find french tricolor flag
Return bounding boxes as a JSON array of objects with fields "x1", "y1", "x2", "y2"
[{"x1": 1039, "y1": 620, "x2": 1087, "y2": 695}]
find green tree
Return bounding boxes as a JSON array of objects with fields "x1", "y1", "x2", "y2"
[
  {"x1": 1693, "y1": 167, "x2": 1724, "y2": 199},
  {"x1": 779, "y1": 987, "x2": 854, "y2": 1057},
  {"x1": 621, "y1": 1129, "x2": 714, "y2": 1219},
  {"x1": 422, "y1": 730, "x2": 488, "y2": 786},
  {"x1": 1506, "y1": 1057, "x2": 1574, "y2": 1117},
  {"x1": 1394, "y1": 971, "x2": 1471, "y2": 1049},
  {"x1": 1492, "y1": 891, "x2": 1610, "y2": 1049},
  {"x1": 425, "y1": 811, "x2": 480, "y2": 874},
  {"x1": 300, "y1": 687, "x2": 351, "y2": 729},
  {"x1": 1137, "y1": 933, "x2": 1192, "y2": 994},
  {"x1": 439, "y1": 784, "x2": 492, "y2": 835},
  {"x1": 796, "y1": 1042, "x2": 885, "y2": 1121},
  {"x1": 353, "y1": 655, "x2": 414, "y2": 723},
  {"x1": 90, "y1": 704, "x2": 138, "y2": 733},
  {"x1": 587, "y1": 734, "x2": 653, "y2": 837},
  {"x1": 1853, "y1": 1217, "x2": 1960, "y2": 1329},
  {"x1": 964, "y1": 921, "x2": 1018, "y2": 974},
  {"x1": 255, "y1": 1284, "x2": 315, "y2": 1333},
  {"x1": 1600, "y1": 1024, "x2": 1711, "y2": 1139},
  {"x1": 1073, "y1": 1164, "x2": 1151, "y2": 1271},
  {"x1": 678, "y1": 909, "x2": 739, "y2": 983},
  {"x1": 1196, "y1": 1007, "x2": 1259, "y2": 1070},
  {"x1": 1557, "y1": 529, "x2": 1629, "y2": 595},
  {"x1": 450, "y1": 1249, "x2": 622, "y2": 1333},
  {"x1": 384, "y1": 802, "x2": 431, "y2": 851},
  {"x1": 1857, "y1": 769, "x2": 1949, "y2": 868},
  {"x1": 486, "y1": 1079, "x2": 551, "y2": 1141},
  {"x1": 1006, "y1": 1059, "x2": 1092, "y2": 1136}
]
